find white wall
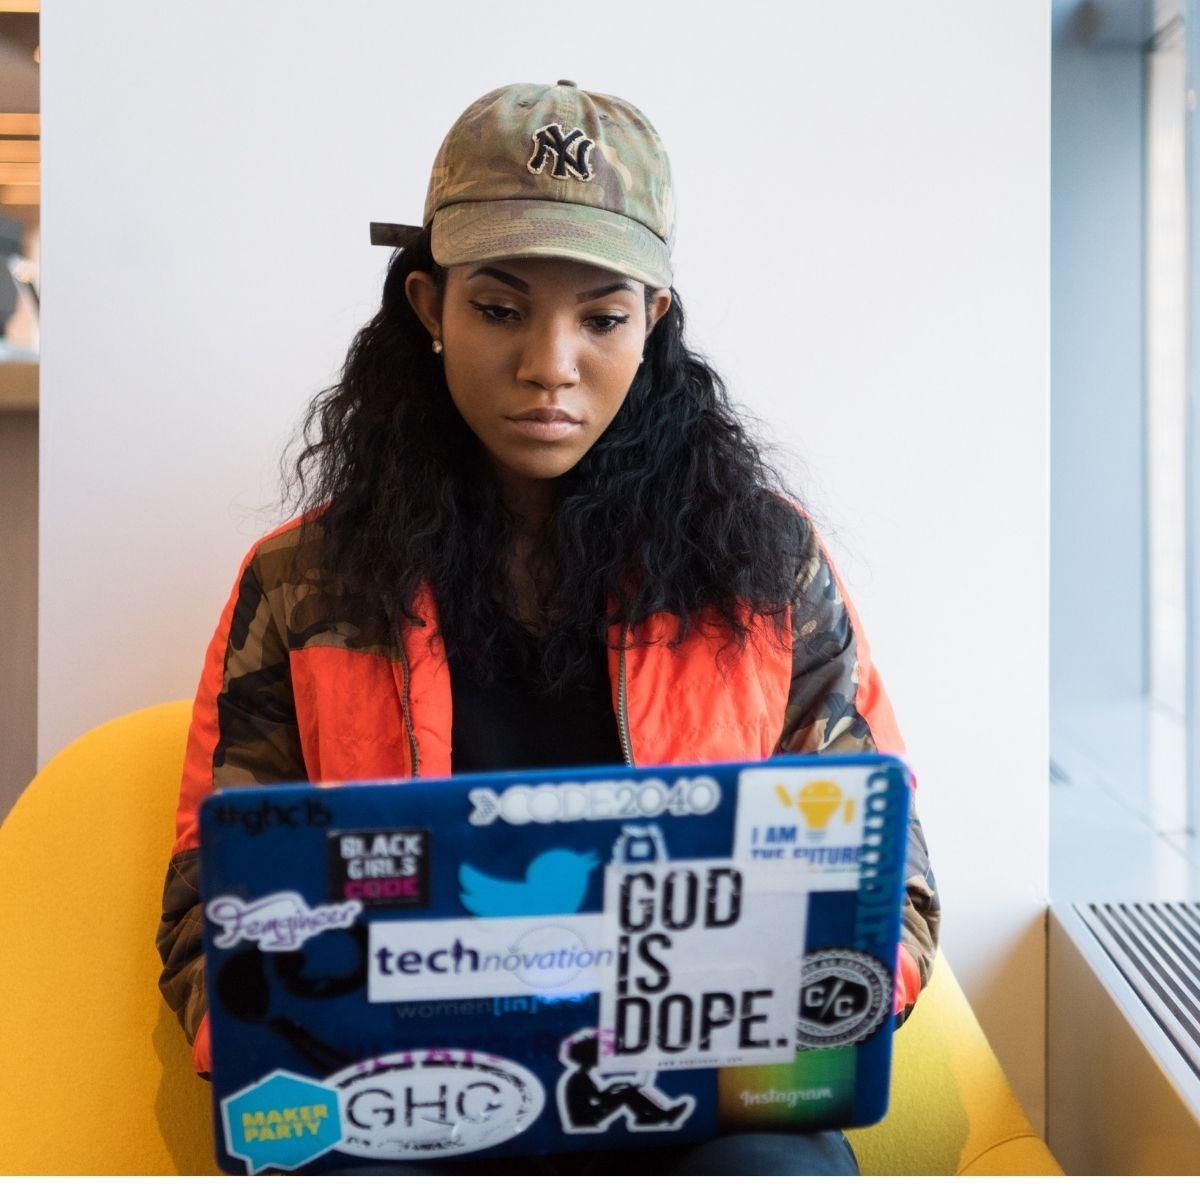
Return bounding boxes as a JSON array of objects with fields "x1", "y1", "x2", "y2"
[{"x1": 41, "y1": 0, "x2": 1050, "y2": 1130}]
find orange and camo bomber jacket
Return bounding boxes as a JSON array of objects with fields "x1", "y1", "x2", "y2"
[{"x1": 156, "y1": 505, "x2": 941, "y2": 1076}]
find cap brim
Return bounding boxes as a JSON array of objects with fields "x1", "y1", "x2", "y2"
[
  {"x1": 370, "y1": 221, "x2": 422, "y2": 249},
  {"x1": 431, "y1": 199, "x2": 673, "y2": 289}
]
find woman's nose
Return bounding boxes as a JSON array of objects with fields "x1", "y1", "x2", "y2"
[{"x1": 515, "y1": 318, "x2": 580, "y2": 391}]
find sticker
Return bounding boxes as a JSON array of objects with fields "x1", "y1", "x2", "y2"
[
  {"x1": 466, "y1": 774, "x2": 721, "y2": 826},
  {"x1": 221, "y1": 1069, "x2": 342, "y2": 1174},
  {"x1": 369, "y1": 914, "x2": 609, "y2": 1003},
  {"x1": 326, "y1": 1049, "x2": 544, "y2": 1160},
  {"x1": 327, "y1": 827, "x2": 430, "y2": 909},
  {"x1": 733, "y1": 766, "x2": 874, "y2": 888},
  {"x1": 557, "y1": 1027, "x2": 694, "y2": 1134},
  {"x1": 459, "y1": 848, "x2": 599, "y2": 917},
  {"x1": 795, "y1": 949, "x2": 892, "y2": 1048},
  {"x1": 390, "y1": 992, "x2": 592, "y2": 1023},
  {"x1": 206, "y1": 891, "x2": 361, "y2": 951},
  {"x1": 852, "y1": 782, "x2": 906, "y2": 944},
  {"x1": 597, "y1": 859, "x2": 805, "y2": 1072},
  {"x1": 717, "y1": 1046, "x2": 859, "y2": 1129},
  {"x1": 610, "y1": 823, "x2": 667, "y2": 866},
  {"x1": 209, "y1": 796, "x2": 332, "y2": 836}
]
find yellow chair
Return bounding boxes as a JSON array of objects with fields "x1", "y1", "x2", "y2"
[{"x1": 0, "y1": 703, "x2": 1061, "y2": 1175}]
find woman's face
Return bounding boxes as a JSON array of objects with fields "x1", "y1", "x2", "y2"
[{"x1": 406, "y1": 256, "x2": 671, "y2": 511}]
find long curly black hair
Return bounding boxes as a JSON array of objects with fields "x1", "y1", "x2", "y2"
[{"x1": 281, "y1": 222, "x2": 810, "y2": 698}]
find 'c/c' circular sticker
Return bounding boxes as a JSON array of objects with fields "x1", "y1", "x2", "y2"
[{"x1": 796, "y1": 949, "x2": 892, "y2": 1049}]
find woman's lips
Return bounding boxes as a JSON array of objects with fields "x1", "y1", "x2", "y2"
[{"x1": 506, "y1": 414, "x2": 582, "y2": 442}]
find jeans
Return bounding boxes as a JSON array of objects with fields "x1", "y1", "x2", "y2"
[{"x1": 333, "y1": 1131, "x2": 860, "y2": 1176}]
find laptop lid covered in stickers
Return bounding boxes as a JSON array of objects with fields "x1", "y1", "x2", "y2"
[{"x1": 198, "y1": 752, "x2": 911, "y2": 1175}]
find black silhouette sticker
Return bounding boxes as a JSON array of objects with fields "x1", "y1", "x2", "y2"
[{"x1": 556, "y1": 1028, "x2": 694, "y2": 1135}]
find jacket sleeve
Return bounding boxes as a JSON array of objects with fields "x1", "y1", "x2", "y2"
[
  {"x1": 773, "y1": 512, "x2": 941, "y2": 1028},
  {"x1": 155, "y1": 544, "x2": 307, "y2": 1076}
]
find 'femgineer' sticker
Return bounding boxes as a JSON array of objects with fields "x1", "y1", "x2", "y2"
[{"x1": 206, "y1": 891, "x2": 361, "y2": 952}]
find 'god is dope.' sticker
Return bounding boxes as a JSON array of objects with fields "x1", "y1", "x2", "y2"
[{"x1": 597, "y1": 858, "x2": 806, "y2": 1072}]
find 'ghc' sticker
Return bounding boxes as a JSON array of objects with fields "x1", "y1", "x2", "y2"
[
  {"x1": 221, "y1": 1070, "x2": 342, "y2": 1174},
  {"x1": 327, "y1": 1049, "x2": 545, "y2": 1160}
]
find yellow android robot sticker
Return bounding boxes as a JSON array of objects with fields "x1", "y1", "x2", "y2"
[
  {"x1": 733, "y1": 768, "x2": 873, "y2": 886},
  {"x1": 773, "y1": 780, "x2": 857, "y2": 840}
]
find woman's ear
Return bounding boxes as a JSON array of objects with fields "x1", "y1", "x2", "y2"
[
  {"x1": 645, "y1": 288, "x2": 672, "y2": 339},
  {"x1": 404, "y1": 270, "x2": 443, "y2": 341}
]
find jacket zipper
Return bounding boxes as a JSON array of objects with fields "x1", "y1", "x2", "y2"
[
  {"x1": 399, "y1": 600, "x2": 627, "y2": 777},
  {"x1": 617, "y1": 630, "x2": 635, "y2": 768},
  {"x1": 396, "y1": 622, "x2": 421, "y2": 778}
]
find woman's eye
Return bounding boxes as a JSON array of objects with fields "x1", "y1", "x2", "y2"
[
  {"x1": 468, "y1": 301, "x2": 630, "y2": 335},
  {"x1": 470, "y1": 302, "x2": 519, "y2": 324},
  {"x1": 587, "y1": 314, "x2": 630, "y2": 335}
]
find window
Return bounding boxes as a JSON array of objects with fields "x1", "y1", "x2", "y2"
[{"x1": 1051, "y1": 0, "x2": 1194, "y2": 900}]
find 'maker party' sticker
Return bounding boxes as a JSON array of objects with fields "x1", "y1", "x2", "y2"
[{"x1": 221, "y1": 1070, "x2": 342, "y2": 1174}]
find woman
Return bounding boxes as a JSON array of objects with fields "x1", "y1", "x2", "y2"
[{"x1": 156, "y1": 80, "x2": 940, "y2": 1176}]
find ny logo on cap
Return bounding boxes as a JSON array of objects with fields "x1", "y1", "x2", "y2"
[{"x1": 527, "y1": 123, "x2": 595, "y2": 182}]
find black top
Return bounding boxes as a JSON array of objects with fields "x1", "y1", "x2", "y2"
[{"x1": 444, "y1": 610, "x2": 625, "y2": 774}]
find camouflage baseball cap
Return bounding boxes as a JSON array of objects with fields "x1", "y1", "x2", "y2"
[{"x1": 370, "y1": 80, "x2": 675, "y2": 288}]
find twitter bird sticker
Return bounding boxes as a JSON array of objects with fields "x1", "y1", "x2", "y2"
[{"x1": 458, "y1": 849, "x2": 600, "y2": 918}]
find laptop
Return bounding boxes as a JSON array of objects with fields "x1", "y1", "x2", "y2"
[{"x1": 198, "y1": 752, "x2": 911, "y2": 1174}]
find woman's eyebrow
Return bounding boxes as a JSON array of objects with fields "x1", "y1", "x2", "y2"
[
  {"x1": 466, "y1": 266, "x2": 635, "y2": 302},
  {"x1": 467, "y1": 266, "x2": 529, "y2": 293},
  {"x1": 576, "y1": 281, "x2": 636, "y2": 301}
]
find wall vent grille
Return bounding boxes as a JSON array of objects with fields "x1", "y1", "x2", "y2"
[{"x1": 1076, "y1": 901, "x2": 1200, "y2": 1080}]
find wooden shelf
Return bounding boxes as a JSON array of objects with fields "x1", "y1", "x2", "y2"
[{"x1": 0, "y1": 358, "x2": 37, "y2": 410}]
